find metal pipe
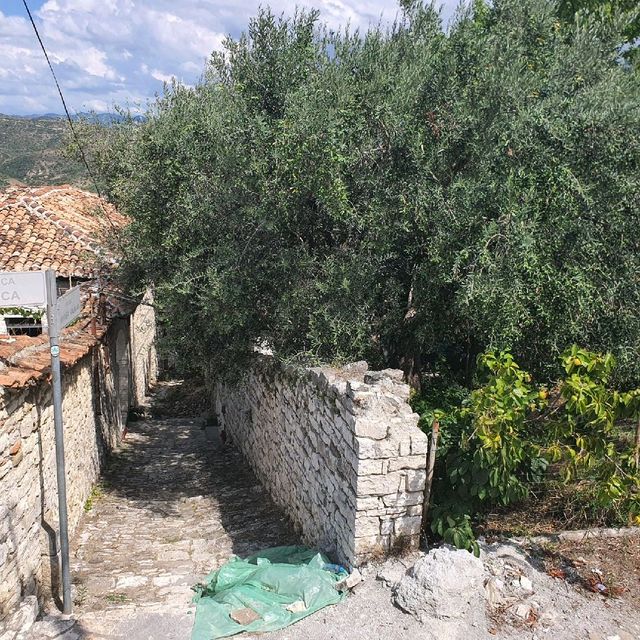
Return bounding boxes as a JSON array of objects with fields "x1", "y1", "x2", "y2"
[{"x1": 45, "y1": 269, "x2": 72, "y2": 615}]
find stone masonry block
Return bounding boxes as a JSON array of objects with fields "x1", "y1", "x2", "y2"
[
  {"x1": 388, "y1": 455, "x2": 427, "y2": 472},
  {"x1": 354, "y1": 534, "x2": 389, "y2": 557},
  {"x1": 381, "y1": 491, "x2": 424, "y2": 508},
  {"x1": 410, "y1": 431, "x2": 429, "y2": 456},
  {"x1": 393, "y1": 515, "x2": 422, "y2": 536},
  {"x1": 354, "y1": 515, "x2": 381, "y2": 537},
  {"x1": 357, "y1": 459, "x2": 387, "y2": 475},
  {"x1": 354, "y1": 417, "x2": 388, "y2": 440},
  {"x1": 405, "y1": 469, "x2": 426, "y2": 492},
  {"x1": 380, "y1": 518, "x2": 394, "y2": 536},
  {"x1": 356, "y1": 436, "x2": 402, "y2": 460},
  {"x1": 357, "y1": 471, "x2": 404, "y2": 497}
]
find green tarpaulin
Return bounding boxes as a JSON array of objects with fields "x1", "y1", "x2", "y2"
[{"x1": 191, "y1": 546, "x2": 347, "y2": 639}]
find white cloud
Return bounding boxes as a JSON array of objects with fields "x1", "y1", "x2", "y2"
[
  {"x1": 150, "y1": 69, "x2": 174, "y2": 84},
  {"x1": 0, "y1": 0, "x2": 462, "y2": 115},
  {"x1": 50, "y1": 46, "x2": 118, "y2": 79}
]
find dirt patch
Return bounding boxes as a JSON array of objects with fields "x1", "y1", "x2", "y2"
[
  {"x1": 478, "y1": 481, "x2": 631, "y2": 538},
  {"x1": 255, "y1": 543, "x2": 640, "y2": 640},
  {"x1": 527, "y1": 534, "x2": 640, "y2": 610}
]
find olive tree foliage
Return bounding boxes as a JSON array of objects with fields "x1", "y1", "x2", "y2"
[
  {"x1": 84, "y1": 0, "x2": 640, "y2": 383},
  {"x1": 558, "y1": 0, "x2": 640, "y2": 65}
]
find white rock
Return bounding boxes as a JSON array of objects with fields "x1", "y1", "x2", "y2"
[
  {"x1": 520, "y1": 576, "x2": 533, "y2": 591},
  {"x1": 394, "y1": 546, "x2": 485, "y2": 622},
  {"x1": 514, "y1": 603, "x2": 532, "y2": 620},
  {"x1": 484, "y1": 578, "x2": 504, "y2": 608},
  {"x1": 335, "y1": 569, "x2": 363, "y2": 592}
]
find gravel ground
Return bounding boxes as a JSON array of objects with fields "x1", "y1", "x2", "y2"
[
  {"x1": 25, "y1": 536, "x2": 640, "y2": 640},
  {"x1": 247, "y1": 543, "x2": 640, "y2": 640}
]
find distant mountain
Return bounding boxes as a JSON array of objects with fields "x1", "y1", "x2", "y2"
[
  {"x1": 0, "y1": 112, "x2": 146, "y2": 189},
  {"x1": 0, "y1": 114, "x2": 88, "y2": 189},
  {"x1": 8, "y1": 112, "x2": 146, "y2": 124}
]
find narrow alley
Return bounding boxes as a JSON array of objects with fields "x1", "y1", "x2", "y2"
[{"x1": 28, "y1": 382, "x2": 295, "y2": 639}]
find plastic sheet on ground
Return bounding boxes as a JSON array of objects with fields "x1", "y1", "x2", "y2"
[{"x1": 191, "y1": 546, "x2": 347, "y2": 639}]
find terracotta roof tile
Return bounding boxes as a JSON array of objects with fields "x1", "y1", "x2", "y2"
[
  {"x1": 0, "y1": 320, "x2": 109, "y2": 390},
  {"x1": 0, "y1": 281, "x2": 140, "y2": 390},
  {"x1": 0, "y1": 185, "x2": 128, "y2": 278}
]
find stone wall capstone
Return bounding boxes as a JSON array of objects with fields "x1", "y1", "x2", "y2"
[{"x1": 214, "y1": 359, "x2": 428, "y2": 567}]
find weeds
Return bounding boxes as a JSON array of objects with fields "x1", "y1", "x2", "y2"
[{"x1": 84, "y1": 484, "x2": 104, "y2": 512}]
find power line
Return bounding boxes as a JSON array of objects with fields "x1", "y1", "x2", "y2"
[{"x1": 21, "y1": 0, "x2": 127, "y2": 250}]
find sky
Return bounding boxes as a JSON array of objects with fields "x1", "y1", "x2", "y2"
[{"x1": 0, "y1": 0, "x2": 460, "y2": 116}]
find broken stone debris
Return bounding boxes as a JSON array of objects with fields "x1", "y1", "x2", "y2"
[
  {"x1": 391, "y1": 543, "x2": 568, "y2": 635},
  {"x1": 386, "y1": 541, "x2": 636, "y2": 639},
  {"x1": 335, "y1": 568, "x2": 363, "y2": 592},
  {"x1": 513, "y1": 602, "x2": 533, "y2": 620},
  {"x1": 519, "y1": 576, "x2": 533, "y2": 592},
  {"x1": 229, "y1": 607, "x2": 261, "y2": 626}
]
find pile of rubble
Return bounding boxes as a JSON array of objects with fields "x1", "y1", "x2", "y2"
[{"x1": 375, "y1": 542, "x2": 638, "y2": 640}]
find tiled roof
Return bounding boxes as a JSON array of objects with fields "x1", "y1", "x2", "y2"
[
  {"x1": 0, "y1": 284, "x2": 137, "y2": 390},
  {"x1": 0, "y1": 185, "x2": 128, "y2": 278},
  {"x1": 0, "y1": 318, "x2": 108, "y2": 389}
]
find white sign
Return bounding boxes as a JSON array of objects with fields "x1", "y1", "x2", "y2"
[
  {"x1": 56, "y1": 286, "x2": 81, "y2": 330},
  {"x1": 0, "y1": 271, "x2": 46, "y2": 307}
]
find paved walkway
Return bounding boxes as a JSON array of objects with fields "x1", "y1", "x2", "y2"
[{"x1": 29, "y1": 389, "x2": 295, "y2": 639}]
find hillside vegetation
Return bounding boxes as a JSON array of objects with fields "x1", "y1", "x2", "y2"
[{"x1": 0, "y1": 115, "x2": 87, "y2": 188}]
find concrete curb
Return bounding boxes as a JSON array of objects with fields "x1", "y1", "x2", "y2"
[{"x1": 509, "y1": 525, "x2": 640, "y2": 546}]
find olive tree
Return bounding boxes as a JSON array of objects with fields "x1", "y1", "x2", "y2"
[{"x1": 83, "y1": 0, "x2": 640, "y2": 385}]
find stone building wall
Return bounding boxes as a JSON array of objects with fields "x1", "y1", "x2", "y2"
[
  {"x1": 0, "y1": 311, "x2": 157, "y2": 623},
  {"x1": 214, "y1": 359, "x2": 429, "y2": 567},
  {"x1": 130, "y1": 291, "x2": 158, "y2": 407}
]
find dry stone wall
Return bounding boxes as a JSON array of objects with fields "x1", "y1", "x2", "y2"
[
  {"x1": 0, "y1": 303, "x2": 157, "y2": 625},
  {"x1": 214, "y1": 359, "x2": 428, "y2": 567}
]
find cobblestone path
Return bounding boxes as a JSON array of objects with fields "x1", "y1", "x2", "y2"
[{"x1": 29, "y1": 393, "x2": 295, "y2": 639}]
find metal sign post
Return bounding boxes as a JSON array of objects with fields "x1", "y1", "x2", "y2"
[
  {"x1": 44, "y1": 270, "x2": 72, "y2": 615},
  {"x1": 0, "y1": 269, "x2": 78, "y2": 614}
]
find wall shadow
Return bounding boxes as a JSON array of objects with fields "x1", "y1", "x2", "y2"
[{"x1": 100, "y1": 408, "x2": 298, "y2": 562}]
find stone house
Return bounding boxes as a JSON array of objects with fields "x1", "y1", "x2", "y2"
[
  {"x1": 0, "y1": 186, "x2": 157, "y2": 624},
  {"x1": 0, "y1": 185, "x2": 128, "y2": 336}
]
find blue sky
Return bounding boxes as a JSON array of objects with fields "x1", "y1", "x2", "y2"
[{"x1": 1, "y1": 0, "x2": 461, "y2": 116}]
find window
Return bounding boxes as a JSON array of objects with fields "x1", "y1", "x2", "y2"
[{"x1": 4, "y1": 316, "x2": 42, "y2": 337}]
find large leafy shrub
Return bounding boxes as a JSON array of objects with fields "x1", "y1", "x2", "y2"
[{"x1": 421, "y1": 347, "x2": 640, "y2": 552}]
